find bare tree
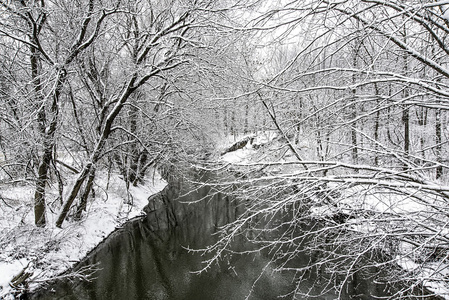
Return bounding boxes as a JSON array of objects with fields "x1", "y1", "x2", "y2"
[{"x1": 0, "y1": 0, "x2": 121, "y2": 226}]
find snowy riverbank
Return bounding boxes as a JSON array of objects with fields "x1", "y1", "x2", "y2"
[{"x1": 0, "y1": 170, "x2": 166, "y2": 299}]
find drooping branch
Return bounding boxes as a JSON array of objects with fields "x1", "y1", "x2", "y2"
[{"x1": 256, "y1": 91, "x2": 308, "y2": 169}]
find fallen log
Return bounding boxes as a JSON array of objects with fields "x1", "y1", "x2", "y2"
[
  {"x1": 10, "y1": 262, "x2": 33, "y2": 290},
  {"x1": 221, "y1": 135, "x2": 255, "y2": 156}
]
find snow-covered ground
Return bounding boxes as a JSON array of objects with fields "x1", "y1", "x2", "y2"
[{"x1": 0, "y1": 170, "x2": 166, "y2": 299}]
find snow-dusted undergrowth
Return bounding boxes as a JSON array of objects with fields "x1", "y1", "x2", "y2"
[{"x1": 0, "y1": 170, "x2": 166, "y2": 299}]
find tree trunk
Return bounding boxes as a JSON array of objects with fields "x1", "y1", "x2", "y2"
[
  {"x1": 56, "y1": 75, "x2": 138, "y2": 228},
  {"x1": 402, "y1": 105, "x2": 410, "y2": 160},
  {"x1": 401, "y1": 23, "x2": 410, "y2": 169},
  {"x1": 128, "y1": 98, "x2": 140, "y2": 184},
  {"x1": 30, "y1": 38, "x2": 47, "y2": 227},
  {"x1": 244, "y1": 101, "x2": 249, "y2": 134},
  {"x1": 34, "y1": 69, "x2": 66, "y2": 227},
  {"x1": 134, "y1": 150, "x2": 149, "y2": 186},
  {"x1": 34, "y1": 149, "x2": 52, "y2": 227},
  {"x1": 56, "y1": 163, "x2": 92, "y2": 227},
  {"x1": 74, "y1": 167, "x2": 96, "y2": 220},
  {"x1": 417, "y1": 106, "x2": 428, "y2": 159},
  {"x1": 350, "y1": 39, "x2": 360, "y2": 166},
  {"x1": 435, "y1": 109, "x2": 443, "y2": 179}
]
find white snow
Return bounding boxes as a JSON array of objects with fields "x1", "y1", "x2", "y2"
[
  {"x1": 0, "y1": 169, "x2": 166, "y2": 299},
  {"x1": 221, "y1": 131, "x2": 279, "y2": 164},
  {"x1": 222, "y1": 147, "x2": 256, "y2": 163},
  {"x1": 0, "y1": 259, "x2": 29, "y2": 289}
]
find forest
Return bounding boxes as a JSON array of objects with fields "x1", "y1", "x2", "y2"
[{"x1": 1, "y1": 0, "x2": 449, "y2": 299}]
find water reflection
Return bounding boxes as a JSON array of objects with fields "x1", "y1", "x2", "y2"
[{"x1": 30, "y1": 178, "x2": 386, "y2": 300}]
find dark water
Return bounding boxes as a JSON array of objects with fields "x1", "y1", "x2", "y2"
[{"x1": 30, "y1": 177, "x2": 390, "y2": 300}]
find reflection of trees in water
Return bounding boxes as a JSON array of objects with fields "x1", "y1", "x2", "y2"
[
  {"x1": 28, "y1": 177, "x2": 293, "y2": 299},
  {"x1": 30, "y1": 174, "x2": 413, "y2": 300}
]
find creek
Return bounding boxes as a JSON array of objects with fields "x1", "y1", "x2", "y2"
[{"x1": 29, "y1": 173, "x2": 391, "y2": 300}]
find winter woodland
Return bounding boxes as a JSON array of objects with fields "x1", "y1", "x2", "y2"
[{"x1": 1, "y1": 0, "x2": 449, "y2": 299}]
